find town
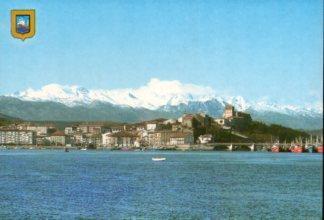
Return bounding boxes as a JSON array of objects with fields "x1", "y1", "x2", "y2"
[{"x1": 0, "y1": 105, "x2": 323, "y2": 152}]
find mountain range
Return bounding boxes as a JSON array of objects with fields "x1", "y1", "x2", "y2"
[{"x1": 1, "y1": 79, "x2": 322, "y2": 130}]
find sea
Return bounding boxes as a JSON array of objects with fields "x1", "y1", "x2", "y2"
[{"x1": 0, "y1": 150, "x2": 322, "y2": 219}]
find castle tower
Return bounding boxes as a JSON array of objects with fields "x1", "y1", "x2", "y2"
[{"x1": 223, "y1": 104, "x2": 235, "y2": 119}]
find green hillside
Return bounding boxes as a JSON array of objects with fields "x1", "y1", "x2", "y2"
[
  {"x1": 196, "y1": 120, "x2": 309, "y2": 143},
  {"x1": 0, "y1": 113, "x2": 22, "y2": 126}
]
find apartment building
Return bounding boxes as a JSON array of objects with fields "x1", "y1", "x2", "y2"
[{"x1": 0, "y1": 130, "x2": 36, "y2": 145}]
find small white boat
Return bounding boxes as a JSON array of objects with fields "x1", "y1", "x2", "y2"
[
  {"x1": 152, "y1": 157, "x2": 166, "y2": 161},
  {"x1": 249, "y1": 144, "x2": 255, "y2": 151},
  {"x1": 80, "y1": 148, "x2": 87, "y2": 151}
]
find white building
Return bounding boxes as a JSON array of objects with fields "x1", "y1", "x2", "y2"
[
  {"x1": 198, "y1": 134, "x2": 213, "y2": 144},
  {"x1": 111, "y1": 126, "x2": 125, "y2": 133},
  {"x1": 163, "y1": 119, "x2": 176, "y2": 125},
  {"x1": 169, "y1": 132, "x2": 194, "y2": 146},
  {"x1": 48, "y1": 131, "x2": 66, "y2": 146},
  {"x1": 27, "y1": 125, "x2": 50, "y2": 136},
  {"x1": 136, "y1": 125, "x2": 146, "y2": 131},
  {"x1": 214, "y1": 118, "x2": 225, "y2": 126},
  {"x1": 146, "y1": 123, "x2": 157, "y2": 131},
  {"x1": 64, "y1": 127, "x2": 75, "y2": 135},
  {"x1": 102, "y1": 132, "x2": 112, "y2": 147},
  {"x1": 0, "y1": 130, "x2": 36, "y2": 145},
  {"x1": 103, "y1": 131, "x2": 139, "y2": 148}
]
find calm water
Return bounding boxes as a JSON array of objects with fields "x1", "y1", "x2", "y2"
[{"x1": 0, "y1": 150, "x2": 322, "y2": 219}]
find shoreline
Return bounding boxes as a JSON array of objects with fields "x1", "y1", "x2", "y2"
[
  {"x1": 0, "y1": 145, "x2": 260, "y2": 152},
  {"x1": 1, "y1": 146, "x2": 323, "y2": 154},
  {"x1": 1, "y1": 142, "x2": 323, "y2": 153}
]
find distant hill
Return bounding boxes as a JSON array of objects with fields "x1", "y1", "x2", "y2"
[
  {"x1": 0, "y1": 112, "x2": 22, "y2": 126},
  {"x1": 306, "y1": 129, "x2": 323, "y2": 137},
  {"x1": 246, "y1": 110, "x2": 323, "y2": 131},
  {"x1": 0, "y1": 96, "x2": 173, "y2": 123},
  {"x1": 0, "y1": 112, "x2": 19, "y2": 120}
]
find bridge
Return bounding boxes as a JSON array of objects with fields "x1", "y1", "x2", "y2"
[{"x1": 201, "y1": 142, "x2": 323, "y2": 151}]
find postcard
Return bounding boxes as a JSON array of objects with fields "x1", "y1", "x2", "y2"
[{"x1": 0, "y1": 1, "x2": 323, "y2": 219}]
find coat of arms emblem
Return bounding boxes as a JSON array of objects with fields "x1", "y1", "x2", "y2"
[{"x1": 11, "y1": 10, "x2": 36, "y2": 40}]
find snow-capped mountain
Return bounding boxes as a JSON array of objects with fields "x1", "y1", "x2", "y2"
[
  {"x1": 10, "y1": 78, "x2": 323, "y2": 116},
  {"x1": 1, "y1": 77, "x2": 323, "y2": 129},
  {"x1": 12, "y1": 79, "x2": 216, "y2": 109}
]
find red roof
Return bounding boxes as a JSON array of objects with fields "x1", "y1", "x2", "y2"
[{"x1": 51, "y1": 131, "x2": 65, "y2": 136}]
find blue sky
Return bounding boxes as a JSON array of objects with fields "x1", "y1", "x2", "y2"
[{"x1": 0, "y1": 0, "x2": 322, "y2": 106}]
